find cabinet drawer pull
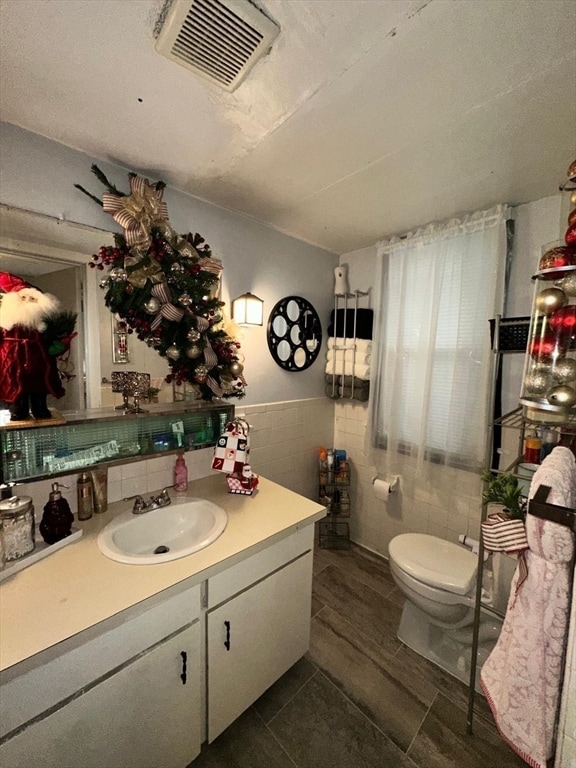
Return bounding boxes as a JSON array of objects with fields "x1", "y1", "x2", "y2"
[
  {"x1": 180, "y1": 651, "x2": 187, "y2": 684},
  {"x1": 224, "y1": 620, "x2": 231, "y2": 651}
]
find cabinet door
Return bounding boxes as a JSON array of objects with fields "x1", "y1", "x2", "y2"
[
  {"x1": 207, "y1": 551, "x2": 313, "y2": 742},
  {"x1": 0, "y1": 624, "x2": 202, "y2": 768}
]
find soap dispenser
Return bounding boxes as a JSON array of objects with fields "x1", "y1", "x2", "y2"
[
  {"x1": 40, "y1": 483, "x2": 73, "y2": 544},
  {"x1": 173, "y1": 452, "x2": 188, "y2": 492}
]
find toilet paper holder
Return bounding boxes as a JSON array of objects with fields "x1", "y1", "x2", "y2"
[{"x1": 371, "y1": 475, "x2": 399, "y2": 494}]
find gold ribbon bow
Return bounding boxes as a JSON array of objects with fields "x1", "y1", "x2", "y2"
[
  {"x1": 102, "y1": 174, "x2": 169, "y2": 250},
  {"x1": 150, "y1": 282, "x2": 185, "y2": 331}
]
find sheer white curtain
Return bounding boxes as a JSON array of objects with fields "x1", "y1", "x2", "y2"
[{"x1": 368, "y1": 205, "x2": 509, "y2": 474}]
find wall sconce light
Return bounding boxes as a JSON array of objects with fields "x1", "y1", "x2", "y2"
[{"x1": 232, "y1": 292, "x2": 264, "y2": 326}]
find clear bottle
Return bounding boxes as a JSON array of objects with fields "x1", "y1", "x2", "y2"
[
  {"x1": 174, "y1": 452, "x2": 188, "y2": 492},
  {"x1": 77, "y1": 472, "x2": 94, "y2": 520}
]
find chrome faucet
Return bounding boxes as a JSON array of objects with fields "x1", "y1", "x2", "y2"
[{"x1": 130, "y1": 488, "x2": 171, "y2": 514}]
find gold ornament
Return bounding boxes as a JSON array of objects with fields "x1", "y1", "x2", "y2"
[
  {"x1": 552, "y1": 357, "x2": 576, "y2": 383},
  {"x1": 144, "y1": 297, "x2": 161, "y2": 314},
  {"x1": 535, "y1": 287, "x2": 567, "y2": 314},
  {"x1": 194, "y1": 365, "x2": 208, "y2": 383},
  {"x1": 555, "y1": 271, "x2": 576, "y2": 297},
  {"x1": 166, "y1": 345, "x2": 180, "y2": 361},
  {"x1": 228, "y1": 360, "x2": 244, "y2": 376},
  {"x1": 524, "y1": 368, "x2": 550, "y2": 395},
  {"x1": 187, "y1": 329, "x2": 201, "y2": 342},
  {"x1": 547, "y1": 384, "x2": 576, "y2": 408},
  {"x1": 185, "y1": 345, "x2": 202, "y2": 359}
]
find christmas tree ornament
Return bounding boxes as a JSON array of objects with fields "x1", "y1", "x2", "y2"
[
  {"x1": 99, "y1": 278, "x2": 110, "y2": 289},
  {"x1": 535, "y1": 287, "x2": 567, "y2": 314},
  {"x1": 144, "y1": 297, "x2": 161, "y2": 314},
  {"x1": 110, "y1": 267, "x2": 128, "y2": 282},
  {"x1": 185, "y1": 345, "x2": 202, "y2": 359},
  {"x1": 549, "y1": 305, "x2": 576, "y2": 335},
  {"x1": 228, "y1": 360, "x2": 244, "y2": 376},
  {"x1": 178, "y1": 293, "x2": 192, "y2": 306},
  {"x1": 530, "y1": 333, "x2": 565, "y2": 361},
  {"x1": 194, "y1": 364, "x2": 208, "y2": 383},
  {"x1": 538, "y1": 244, "x2": 576, "y2": 276},
  {"x1": 552, "y1": 357, "x2": 576, "y2": 383},
  {"x1": 187, "y1": 328, "x2": 201, "y2": 342},
  {"x1": 171, "y1": 262, "x2": 184, "y2": 273},
  {"x1": 547, "y1": 384, "x2": 576, "y2": 408},
  {"x1": 524, "y1": 367, "x2": 550, "y2": 395},
  {"x1": 555, "y1": 271, "x2": 576, "y2": 297},
  {"x1": 166, "y1": 345, "x2": 180, "y2": 360}
]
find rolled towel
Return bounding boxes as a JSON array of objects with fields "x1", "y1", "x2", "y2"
[
  {"x1": 325, "y1": 360, "x2": 371, "y2": 380},
  {"x1": 327, "y1": 349, "x2": 371, "y2": 364},
  {"x1": 327, "y1": 338, "x2": 372, "y2": 353}
]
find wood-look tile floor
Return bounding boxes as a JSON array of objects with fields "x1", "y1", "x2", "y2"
[{"x1": 189, "y1": 542, "x2": 526, "y2": 768}]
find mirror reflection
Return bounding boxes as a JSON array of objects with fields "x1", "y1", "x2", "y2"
[{"x1": 0, "y1": 209, "x2": 174, "y2": 411}]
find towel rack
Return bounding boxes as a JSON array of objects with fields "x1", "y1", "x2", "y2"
[{"x1": 529, "y1": 484, "x2": 576, "y2": 531}]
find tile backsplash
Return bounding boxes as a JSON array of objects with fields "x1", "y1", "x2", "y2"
[{"x1": 15, "y1": 397, "x2": 335, "y2": 520}]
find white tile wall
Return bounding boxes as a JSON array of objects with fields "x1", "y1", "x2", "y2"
[
  {"x1": 16, "y1": 397, "x2": 335, "y2": 523},
  {"x1": 332, "y1": 400, "x2": 484, "y2": 558}
]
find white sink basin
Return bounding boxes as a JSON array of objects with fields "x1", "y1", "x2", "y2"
[{"x1": 98, "y1": 497, "x2": 228, "y2": 564}]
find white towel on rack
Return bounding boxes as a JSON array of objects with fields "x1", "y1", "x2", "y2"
[
  {"x1": 480, "y1": 446, "x2": 576, "y2": 768},
  {"x1": 326, "y1": 350, "x2": 371, "y2": 364},
  {"x1": 325, "y1": 360, "x2": 371, "y2": 380},
  {"x1": 327, "y1": 338, "x2": 372, "y2": 353}
]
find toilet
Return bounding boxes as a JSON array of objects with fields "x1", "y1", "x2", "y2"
[{"x1": 388, "y1": 533, "x2": 502, "y2": 687}]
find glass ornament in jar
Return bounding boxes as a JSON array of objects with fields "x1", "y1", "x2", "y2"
[{"x1": 520, "y1": 244, "x2": 576, "y2": 417}]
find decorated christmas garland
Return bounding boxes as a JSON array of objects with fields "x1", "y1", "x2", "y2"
[{"x1": 76, "y1": 166, "x2": 246, "y2": 401}]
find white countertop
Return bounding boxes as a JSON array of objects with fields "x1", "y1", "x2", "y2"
[{"x1": 0, "y1": 475, "x2": 325, "y2": 673}]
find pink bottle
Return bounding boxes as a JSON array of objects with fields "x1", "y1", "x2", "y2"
[{"x1": 173, "y1": 453, "x2": 188, "y2": 492}]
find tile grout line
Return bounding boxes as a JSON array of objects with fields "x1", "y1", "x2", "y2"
[
  {"x1": 313, "y1": 668, "x2": 420, "y2": 767},
  {"x1": 405, "y1": 690, "x2": 437, "y2": 759},
  {"x1": 264, "y1": 668, "x2": 321, "y2": 728}
]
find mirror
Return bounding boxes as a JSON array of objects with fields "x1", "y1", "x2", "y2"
[
  {"x1": 266, "y1": 296, "x2": 322, "y2": 372},
  {"x1": 0, "y1": 205, "x2": 173, "y2": 410}
]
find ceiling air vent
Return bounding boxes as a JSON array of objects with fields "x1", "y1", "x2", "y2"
[{"x1": 155, "y1": 0, "x2": 280, "y2": 92}]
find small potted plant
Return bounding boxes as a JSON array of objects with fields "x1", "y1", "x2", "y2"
[
  {"x1": 481, "y1": 470, "x2": 527, "y2": 521},
  {"x1": 145, "y1": 386, "x2": 161, "y2": 404}
]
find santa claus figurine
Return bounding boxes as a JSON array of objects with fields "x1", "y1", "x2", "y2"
[{"x1": 0, "y1": 272, "x2": 66, "y2": 421}]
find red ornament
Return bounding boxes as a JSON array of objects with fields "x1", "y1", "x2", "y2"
[
  {"x1": 530, "y1": 333, "x2": 565, "y2": 361},
  {"x1": 566, "y1": 225, "x2": 576, "y2": 246},
  {"x1": 549, "y1": 305, "x2": 576, "y2": 335},
  {"x1": 539, "y1": 245, "x2": 576, "y2": 275}
]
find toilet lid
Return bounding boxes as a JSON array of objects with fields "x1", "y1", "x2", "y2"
[{"x1": 388, "y1": 533, "x2": 477, "y2": 595}]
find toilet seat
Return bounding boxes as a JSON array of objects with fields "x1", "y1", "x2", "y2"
[{"x1": 388, "y1": 533, "x2": 477, "y2": 596}]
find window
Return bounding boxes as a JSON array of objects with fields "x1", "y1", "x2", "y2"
[{"x1": 368, "y1": 206, "x2": 509, "y2": 472}]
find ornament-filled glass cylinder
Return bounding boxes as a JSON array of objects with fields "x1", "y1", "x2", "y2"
[{"x1": 520, "y1": 242, "x2": 576, "y2": 417}]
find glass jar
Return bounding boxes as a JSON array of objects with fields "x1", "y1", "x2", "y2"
[
  {"x1": 520, "y1": 244, "x2": 576, "y2": 417},
  {"x1": 0, "y1": 495, "x2": 35, "y2": 561}
]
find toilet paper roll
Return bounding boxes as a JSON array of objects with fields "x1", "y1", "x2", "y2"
[{"x1": 373, "y1": 478, "x2": 393, "y2": 500}]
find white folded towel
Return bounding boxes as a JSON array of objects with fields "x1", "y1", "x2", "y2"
[
  {"x1": 327, "y1": 338, "x2": 372, "y2": 353},
  {"x1": 325, "y1": 361, "x2": 371, "y2": 380},
  {"x1": 327, "y1": 350, "x2": 371, "y2": 364}
]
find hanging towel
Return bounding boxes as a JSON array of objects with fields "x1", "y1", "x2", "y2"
[
  {"x1": 325, "y1": 360, "x2": 371, "y2": 380},
  {"x1": 327, "y1": 338, "x2": 373, "y2": 353},
  {"x1": 328, "y1": 308, "x2": 373, "y2": 339},
  {"x1": 326, "y1": 349, "x2": 371, "y2": 365},
  {"x1": 480, "y1": 446, "x2": 576, "y2": 768}
]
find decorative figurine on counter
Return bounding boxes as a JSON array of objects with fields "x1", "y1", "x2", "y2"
[
  {"x1": 0, "y1": 271, "x2": 77, "y2": 421},
  {"x1": 211, "y1": 418, "x2": 259, "y2": 495}
]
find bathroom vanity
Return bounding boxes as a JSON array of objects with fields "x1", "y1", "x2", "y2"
[{"x1": 0, "y1": 475, "x2": 325, "y2": 768}]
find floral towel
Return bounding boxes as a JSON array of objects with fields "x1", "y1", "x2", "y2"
[{"x1": 480, "y1": 447, "x2": 576, "y2": 768}]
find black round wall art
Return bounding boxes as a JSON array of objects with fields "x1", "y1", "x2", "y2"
[{"x1": 266, "y1": 296, "x2": 322, "y2": 371}]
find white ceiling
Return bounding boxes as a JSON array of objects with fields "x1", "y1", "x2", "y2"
[{"x1": 1, "y1": 0, "x2": 575, "y2": 254}]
